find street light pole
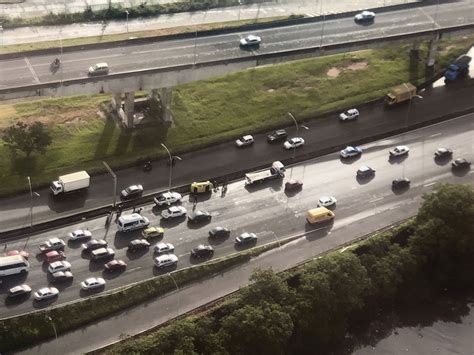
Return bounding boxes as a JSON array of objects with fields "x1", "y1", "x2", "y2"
[
  {"x1": 125, "y1": 10, "x2": 129, "y2": 33},
  {"x1": 102, "y1": 161, "x2": 117, "y2": 209},
  {"x1": 46, "y1": 316, "x2": 58, "y2": 340},
  {"x1": 27, "y1": 176, "x2": 33, "y2": 229},
  {"x1": 238, "y1": 0, "x2": 242, "y2": 22},
  {"x1": 161, "y1": 143, "x2": 182, "y2": 191}
]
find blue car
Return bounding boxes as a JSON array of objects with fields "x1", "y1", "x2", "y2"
[{"x1": 340, "y1": 146, "x2": 363, "y2": 158}]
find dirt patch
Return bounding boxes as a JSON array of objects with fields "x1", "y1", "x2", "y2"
[
  {"x1": 327, "y1": 68, "x2": 341, "y2": 77},
  {"x1": 347, "y1": 62, "x2": 368, "y2": 71},
  {"x1": 327, "y1": 61, "x2": 368, "y2": 78}
]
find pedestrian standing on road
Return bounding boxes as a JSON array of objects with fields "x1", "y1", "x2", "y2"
[
  {"x1": 3, "y1": 244, "x2": 7, "y2": 252},
  {"x1": 193, "y1": 195, "x2": 198, "y2": 210}
]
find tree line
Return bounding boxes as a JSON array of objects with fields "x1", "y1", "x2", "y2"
[{"x1": 103, "y1": 183, "x2": 474, "y2": 355}]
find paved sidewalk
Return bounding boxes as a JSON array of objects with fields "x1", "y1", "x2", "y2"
[{"x1": 1, "y1": 0, "x2": 418, "y2": 46}]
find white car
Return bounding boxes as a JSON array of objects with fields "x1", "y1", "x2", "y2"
[
  {"x1": 154, "y1": 192, "x2": 182, "y2": 206},
  {"x1": 68, "y1": 229, "x2": 92, "y2": 241},
  {"x1": 339, "y1": 109, "x2": 359, "y2": 121},
  {"x1": 355, "y1": 11, "x2": 375, "y2": 21},
  {"x1": 161, "y1": 206, "x2": 187, "y2": 219},
  {"x1": 318, "y1": 196, "x2": 337, "y2": 207},
  {"x1": 235, "y1": 135, "x2": 254, "y2": 147},
  {"x1": 34, "y1": 287, "x2": 59, "y2": 301},
  {"x1": 283, "y1": 137, "x2": 305, "y2": 150},
  {"x1": 81, "y1": 277, "x2": 106, "y2": 290},
  {"x1": 389, "y1": 145, "x2": 410, "y2": 157},
  {"x1": 240, "y1": 35, "x2": 261, "y2": 47},
  {"x1": 120, "y1": 184, "x2": 144, "y2": 200},
  {"x1": 340, "y1": 146, "x2": 363, "y2": 158},
  {"x1": 48, "y1": 260, "x2": 72, "y2": 274},
  {"x1": 235, "y1": 232, "x2": 258, "y2": 245},
  {"x1": 154, "y1": 242, "x2": 175, "y2": 254},
  {"x1": 154, "y1": 254, "x2": 178, "y2": 268}
]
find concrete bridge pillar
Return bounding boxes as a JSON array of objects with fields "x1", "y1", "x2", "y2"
[
  {"x1": 411, "y1": 39, "x2": 421, "y2": 59},
  {"x1": 426, "y1": 34, "x2": 440, "y2": 67},
  {"x1": 160, "y1": 88, "x2": 173, "y2": 124},
  {"x1": 111, "y1": 93, "x2": 122, "y2": 112},
  {"x1": 124, "y1": 92, "x2": 135, "y2": 128}
]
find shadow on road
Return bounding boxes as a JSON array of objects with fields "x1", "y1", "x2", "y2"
[
  {"x1": 356, "y1": 175, "x2": 375, "y2": 185},
  {"x1": 47, "y1": 191, "x2": 88, "y2": 213},
  {"x1": 388, "y1": 154, "x2": 409, "y2": 165},
  {"x1": 305, "y1": 221, "x2": 333, "y2": 241}
]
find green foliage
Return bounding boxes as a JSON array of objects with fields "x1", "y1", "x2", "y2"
[
  {"x1": 410, "y1": 183, "x2": 474, "y2": 286},
  {"x1": 218, "y1": 301, "x2": 293, "y2": 355},
  {"x1": 2, "y1": 121, "x2": 52, "y2": 157}
]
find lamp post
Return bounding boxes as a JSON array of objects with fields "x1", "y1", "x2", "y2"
[
  {"x1": 161, "y1": 143, "x2": 182, "y2": 191},
  {"x1": 46, "y1": 316, "x2": 58, "y2": 340},
  {"x1": 238, "y1": 0, "x2": 242, "y2": 22},
  {"x1": 102, "y1": 161, "x2": 117, "y2": 209},
  {"x1": 287, "y1": 112, "x2": 309, "y2": 179},
  {"x1": 125, "y1": 10, "x2": 129, "y2": 33},
  {"x1": 24, "y1": 177, "x2": 40, "y2": 250},
  {"x1": 168, "y1": 272, "x2": 180, "y2": 318}
]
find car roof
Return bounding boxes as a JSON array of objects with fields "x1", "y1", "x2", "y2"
[{"x1": 242, "y1": 135, "x2": 253, "y2": 140}]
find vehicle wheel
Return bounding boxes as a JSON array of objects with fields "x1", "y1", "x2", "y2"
[
  {"x1": 205, "y1": 186, "x2": 210, "y2": 192},
  {"x1": 193, "y1": 187, "x2": 197, "y2": 193}
]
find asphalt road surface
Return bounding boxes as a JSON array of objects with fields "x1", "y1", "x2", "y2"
[
  {"x1": 1, "y1": 111, "x2": 473, "y2": 318},
  {"x1": 0, "y1": 82, "x2": 473, "y2": 233},
  {"x1": 0, "y1": 1, "x2": 473, "y2": 88}
]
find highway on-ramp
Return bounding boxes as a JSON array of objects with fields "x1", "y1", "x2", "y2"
[
  {"x1": 1, "y1": 111, "x2": 473, "y2": 319},
  {"x1": 0, "y1": 1, "x2": 473, "y2": 89}
]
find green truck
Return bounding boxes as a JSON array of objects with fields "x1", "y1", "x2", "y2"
[{"x1": 385, "y1": 83, "x2": 417, "y2": 105}]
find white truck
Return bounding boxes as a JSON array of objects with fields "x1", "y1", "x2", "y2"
[
  {"x1": 245, "y1": 161, "x2": 285, "y2": 185},
  {"x1": 50, "y1": 171, "x2": 90, "y2": 196}
]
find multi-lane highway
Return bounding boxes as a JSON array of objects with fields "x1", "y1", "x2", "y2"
[
  {"x1": 1, "y1": 82, "x2": 473, "y2": 233},
  {"x1": 1, "y1": 112, "x2": 473, "y2": 318},
  {"x1": 0, "y1": 1, "x2": 473, "y2": 89}
]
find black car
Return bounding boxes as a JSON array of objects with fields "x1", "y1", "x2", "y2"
[
  {"x1": 191, "y1": 244, "x2": 214, "y2": 258},
  {"x1": 284, "y1": 179, "x2": 303, "y2": 191},
  {"x1": 451, "y1": 158, "x2": 471, "y2": 169},
  {"x1": 267, "y1": 129, "x2": 288, "y2": 143},
  {"x1": 434, "y1": 148, "x2": 453, "y2": 159},
  {"x1": 209, "y1": 227, "x2": 230, "y2": 238},
  {"x1": 392, "y1": 177, "x2": 411, "y2": 189},
  {"x1": 188, "y1": 210, "x2": 212, "y2": 224},
  {"x1": 128, "y1": 239, "x2": 151, "y2": 252}
]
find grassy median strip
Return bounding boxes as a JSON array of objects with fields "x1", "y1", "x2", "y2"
[
  {"x1": 0, "y1": 16, "x2": 293, "y2": 54},
  {"x1": 0, "y1": 35, "x2": 471, "y2": 195}
]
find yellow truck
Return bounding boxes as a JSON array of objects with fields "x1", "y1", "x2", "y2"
[{"x1": 385, "y1": 83, "x2": 417, "y2": 105}]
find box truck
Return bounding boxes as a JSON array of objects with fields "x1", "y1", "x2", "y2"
[
  {"x1": 50, "y1": 171, "x2": 90, "y2": 195},
  {"x1": 385, "y1": 83, "x2": 417, "y2": 105}
]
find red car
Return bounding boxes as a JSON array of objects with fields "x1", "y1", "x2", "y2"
[
  {"x1": 285, "y1": 179, "x2": 303, "y2": 191},
  {"x1": 44, "y1": 250, "x2": 66, "y2": 263},
  {"x1": 104, "y1": 259, "x2": 127, "y2": 271}
]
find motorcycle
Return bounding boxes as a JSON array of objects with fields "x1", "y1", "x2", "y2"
[
  {"x1": 50, "y1": 58, "x2": 61, "y2": 71},
  {"x1": 143, "y1": 161, "x2": 152, "y2": 172}
]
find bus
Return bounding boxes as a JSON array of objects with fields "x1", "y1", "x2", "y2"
[{"x1": 0, "y1": 255, "x2": 30, "y2": 276}]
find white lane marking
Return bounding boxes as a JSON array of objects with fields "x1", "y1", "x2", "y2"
[
  {"x1": 24, "y1": 57, "x2": 40, "y2": 83},
  {"x1": 424, "y1": 182, "x2": 436, "y2": 187},
  {"x1": 127, "y1": 267, "x2": 142, "y2": 272},
  {"x1": 429, "y1": 133, "x2": 442, "y2": 138},
  {"x1": 369, "y1": 197, "x2": 383, "y2": 203}
]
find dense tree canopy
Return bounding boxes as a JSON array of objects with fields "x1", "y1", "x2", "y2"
[{"x1": 2, "y1": 121, "x2": 52, "y2": 157}]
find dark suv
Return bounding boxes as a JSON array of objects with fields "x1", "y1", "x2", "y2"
[
  {"x1": 191, "y1": 245, "x2": 214, "y2": 258},
  {"x1": 267, "y1": 129, "x2": 288, "y2": 143}
]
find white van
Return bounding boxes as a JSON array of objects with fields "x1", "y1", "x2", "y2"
[
  {"x1": 117, "y1": 213, "x2": 150, "y2": 232},
  {"x1": 0, "y1": 255, "x2": 30, "y2": 276}
]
